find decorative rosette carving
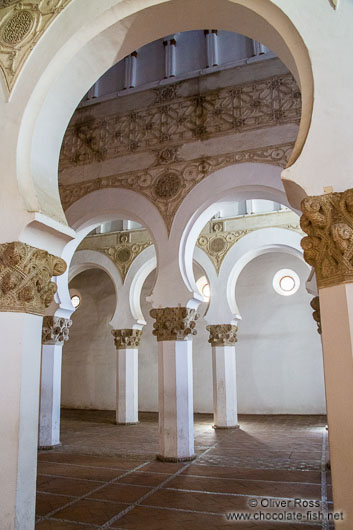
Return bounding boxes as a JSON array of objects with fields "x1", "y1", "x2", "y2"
[
  {"x1": 300, "y1": 190, "x2": 353, "y2": 288},
  {"x1": 310, "y1": 296, "x2": 322, "y2": 335},
  {"x1": 112, "y1": 329, "x2": 142, "y2": 349},
  {"x1": 206, "y1": 324, "x2": 238, "y2": 346},
  {"x1": 0, "y1": 242, "x2": 66, "y2": 315},
  {"x1": 42, "y1": 316, "x2": 72, "y2": 344},
  {"x1": 150, "y1": 307, "x2": 199, "y2": 341}
]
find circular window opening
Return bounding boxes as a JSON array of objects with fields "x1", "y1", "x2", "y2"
[
  {"x1": 273, "y1": 269, "x2": 300, "y2": 297},
  {"x1": 71, "y1": 295, "x2": 81, "y2": 308}
]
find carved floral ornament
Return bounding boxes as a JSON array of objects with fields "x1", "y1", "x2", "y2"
[
  {"x1": 79, "y1": 232, "x2": 153, "y2": 283},
  {"x1": 206, "y1": 324, "x2": 238, "y2": 347},
  {"x1": 60, "y1": 142, "x2": 294, "y2": 233},
  {"x1": 112, "y1": 329, "x2": 142, "y2": 349},
  {"x1": 310, "y1": 296, "x2": 321, "y2": 335},
  {"x1": 150, "y1": 307, "x2": 199, "y2": 342},
  {"x1": 42, "y1": 316, "x2": 72, "y2": 344},
  {"x1": 300, "y1": 189, "x2": 353, "y2": 289},
  {"x1": 0, "y1": 0, "x2": 72, "y2": 93},
  {"x1": 0, "y1": 242, "x2": 66, "y2": 315},
  {"x1": 197, "y1": 221, "x2": 302, "y2": 274}
]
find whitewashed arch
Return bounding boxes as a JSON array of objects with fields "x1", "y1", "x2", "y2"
[
  {"x1": 193, "y1": 227, "x2": 305, "y2": 325},
  {"x1": 3, "y1": 0, "x2": 318, "y2": 240},
  {"x1": 52, "y1": 187, "x2": 165, "y2": 319},
  {"x1": 171, "y1": 163, "x2": 295, "y2": 302},
  {"x1": 224, "y1": 227, "x2": 306, "y2": 320}
]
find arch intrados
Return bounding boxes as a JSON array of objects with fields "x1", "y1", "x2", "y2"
[
  {"x1": 176, "y1": 162, "x2": 298, "y2": 297},
  {"x1": 16, "y1": 0, "x2": 312, "y2": 224}
]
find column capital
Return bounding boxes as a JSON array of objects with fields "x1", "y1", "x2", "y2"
[
  {"x1": 112, "y1": 328, "x2": 142, "y2": 349},
  {"x1": 310, "y1": 296, "x2": 322, "y2": 335},
  {"x1": 206, "y1": 324, "x2": 238, "y2": 346},
  {"x1": 42, "y1": 316, "x2": 72, "y2": 345},
  {"x1": 300, "y1": 190, "x2": 353, "y2": 289},
  {"x1": 0, "y1": 242, "x2": 66, "y2": 315},
  {"x1": 150, "y1": 307, "x2": 199, "y2": 341}
]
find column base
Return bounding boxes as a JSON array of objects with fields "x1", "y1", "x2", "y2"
[
  {"x1": 156, "y1": 453, "x2": 196, "y2": 463},
  {"x1": 115, "y1": 421, "x2": 140, "y2": 425},
  {"x1": 38, "y1": 443, "x2": 62, "y2": 451},
  {"x1": 212, "y1": 424, "x2": 240, "y2": 430}
]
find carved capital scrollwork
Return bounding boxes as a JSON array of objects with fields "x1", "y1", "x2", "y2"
[
  {"x1": 112, "y1": 329, "x2": 142, "y2": 349},
  {"x1": 150, "y1": 307, "x2": 199, "y2": 341},
  {"x1": 310, "y1": 296, "x2": 322, "y2": 335},
  {"x1": 206, "y1": 324, "x2": 238, "y2": 347},
  {"x1": 300, "y1": 190, "x2": 353, "y2": 289},
  {"x1": 42, "y1": 316, "x2": 72, "y2": 344},
  {"x1": 0, "y1": 242, "x2": 66, "y2": 315}
]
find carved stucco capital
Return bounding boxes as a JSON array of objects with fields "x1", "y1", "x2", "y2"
[
  {"x1": 0, "y1": 242, "x2": 66, "y2": 315},
  {"x1": 310, "y1": 296, "x2": 322, "y2": 335},
  {"x1": 112, "y1": 328, "x2": 142, "y2": 349},
  {"x1": 42, "y1": 316, "x2": 72, "y2": 345},
  {"x1": 300, "y1": 190, "x2": 353, "y2": 289},
  {"x1": 150, "y1": 307, "x2": 199, "y2": 341},
  {"x1": 206, "y1": 324, "x2": 238, "y2": 347}
]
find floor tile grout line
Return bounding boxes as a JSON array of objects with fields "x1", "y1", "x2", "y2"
[
  {"x1": 321, "y1": 428, "x2": 329, "y2": 530},
  {"x1": 38, "y1": 459, "x2": 146, "y2": 472},
  {"x1": 38, "y1": 473, "x2": 107, "y2": 484},
  {"x1": 39, "y1": 459, "x2": 153, "y2": 521},
  {"x1": 98, "y1": 442, "x2": 219, "y2": 530},
  {"x1": 161, "y1": 486, "x2": 323, "y2": 500}
]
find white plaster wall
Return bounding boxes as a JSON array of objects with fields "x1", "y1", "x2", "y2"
[
  {"x1": 236, "y1": 252, "x2": 326, "y2": 414},
  {"x1": 61, "y1": 269, "x2": 116, "y2": 410},
  {"x1": 62, "y1": 254, "x2": 325, "y2": 414}
]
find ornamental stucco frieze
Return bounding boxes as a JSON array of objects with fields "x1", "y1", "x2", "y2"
[
  {"x1": 150, "y1": 307, "x2": 199, "y2": 341},
  {"x1": 112, "y1": 328, "x2": 142, "y2": 349},
  {"x1": 0, "y1": 242, "x2": 66, "y2": 315},
  {"x1": 300, "y1": 190, "x2": 353, "y2": 289},
  {"x1": 60, "y1": 74, "x2": 300, "y2": 169},
  {"x1": 42, "y1": 316, "x2": 72, "y2": 344},
  {"x1": 0, "y1": 0, "x2": 72, "y2": 93},
  {"x1": 60, "y1": 142, "x2": 294, "y2": 233},
  {"x1": 206, "y1": 324, "x2": 238, "y2": 347}
]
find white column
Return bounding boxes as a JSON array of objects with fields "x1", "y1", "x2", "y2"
[
  {"x1": 0, "y1": 312, "x2": 42, "y2": 530},
  {"x1": 124, "y1": 52, "x2": 137, "y2": 89},
  {"x1": 39, "y1": 344, "x2": 63, "y2": 448},
  {"x1": 252, "y1": 39, "x2": 268, "y2": 56},
  {"x1": 319, "y1": 284, "x2": 353, "y2": 529},
  {"x1": 207, "y1": 324, "x2": 239, "y2": 429},
  {"x1": 212, "y1": 346, "x2": 238, "y2": 428},
  {"x1": 158, "y1": 339, "x2": 194, "y2": 460},
  {"x1": 163, "y1": 37, "x2": 176, "y2": 78},
  {"x1": 39, "y1": 316, "x2": 72, "y2": 449},
  {"x1": 116, "y1": 348, "x2": 138, "y2": 424},
  {"x1": 150, "y1": 307, "x2": 198, "y2": 461},
  {"x1": 112, "y1": 329, "x2": 141, "y2": 425},
  {"x1": 205, "y1": 30, "x2": 219, "y2": 67}
]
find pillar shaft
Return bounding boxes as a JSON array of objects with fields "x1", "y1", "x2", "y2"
[
  {"x1": 158, "y1": 339, "x2": 194, "y2": 460},
  {"x1": 300, "y1": 190, "x2": 353, "y2": 528},
  {"x1": 116, "y1": 348, "x2": 138, "y2": 424},
  {"x1": 39, "y1": 344, "x2": 63, "y2": 448},
  {"x1": 207, "y1": 324, "x2": 238, "y2": 428},
  {"x1": 112, "y1": 329, "x2": 142, "y2": 425},
  {"x1": 212, "y1": 346, "x2": 238, "y2": 428},
  {"x1": 319, "y1": 284, "x2": 353, "y2": 527},
  {"x1": 150, "y1": 307, "x2": 199, "y2": 461},
  {"x1": 0, "y1": 312, "x2": 42, "y2": 530}
]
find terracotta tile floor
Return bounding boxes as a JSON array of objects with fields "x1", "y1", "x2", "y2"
[{"x1": 36, "y1": 411, "x2": 333, "y2": 529}]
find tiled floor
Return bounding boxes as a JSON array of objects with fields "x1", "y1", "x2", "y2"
[{"x1": 36, "y1": 411, "x2": 333, "y2": 529}]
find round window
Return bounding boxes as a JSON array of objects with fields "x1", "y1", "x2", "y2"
[
  {"x1": 273, "y1": 269, "x2": 300, "y2": 296},
  {"x1": 71, "y1": 295, "x2": 81, "y2": 308}
]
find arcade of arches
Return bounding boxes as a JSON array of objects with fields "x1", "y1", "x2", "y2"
[{"x1": 0, "y1": 1, "x2": 353, "y2": 529}]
